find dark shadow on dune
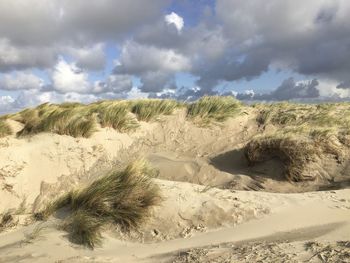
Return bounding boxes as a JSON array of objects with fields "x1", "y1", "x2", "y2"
[
  {"x1": 210, "y1": 148, "x2": 286, "y2": 182},
  {"x1": 318, "y1": 179, "x2": 350, "y2": 191},
  {"x1": 210, "y1": 148, "x2": 350, "y2": 192}
]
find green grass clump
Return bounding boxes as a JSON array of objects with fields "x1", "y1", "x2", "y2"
[
  {"x1": 17, "y1": 107, "x2": 96, "y2": 138},
  {"x1": 244, "y1": 135, "x2": 318, "y2": 182},
  {"x1": 0, "y1": 119, "x2": 12, "y2": 137},
  {"x1": 8, "y1": 96, "x2": 245, "y2": 138},
  {"x1": 35, "y1": 160, "x2": 160, "y2": 249},
  {"x1": 63, "y1": 211, "x2": 103, "y2": 249},
  {"x1": 96, "y1": 102, "x2": 139, "y2": 132},
  {"x1": 256, "y1": 102, "x2": 350, "y2": 129},
  {"x1": 131, "y1": 99, "x2": 180, "y2": 121},
  {"x1": 186, "y1": 96, "x2": 241, "y2": 125}
]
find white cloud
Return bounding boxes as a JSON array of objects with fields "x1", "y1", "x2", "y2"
[
  {"x1": 93, "y1": 74, "x2": 133, "y2": 94},
  {"x1": 317, "y1": 79, "x2": 350, "y2": 98},
  {"x1": 115, "y1": 41, "x2": 191, "y2": 92},
  {"x1": 0, "y1": 95, "x2": 15, "y2": 114},
  {"x1": 50, "y1": 57, "x2": 133, "y2": 95},
  {"x1": 165, "y1": 12, "x2": 184, "y2": 33},
  {"x1": 51, "y1": 58, "x2": 91, "y2": 93},
  {"x1": 117, "y1": 41, "x2": 191, "y2": 74},
  {"x1": 0, "y1": 72, "x2": 44, "y2": 90}
]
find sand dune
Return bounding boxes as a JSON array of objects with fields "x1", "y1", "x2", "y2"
[{"x1": 1, "y1": 102, "x2": 350, "y2": 262}]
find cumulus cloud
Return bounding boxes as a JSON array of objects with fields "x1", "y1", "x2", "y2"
[
  {"x1": 214, "y1": 0, "x2": 350, "y2": 86},
  {"x1": 0, "y1": 38, "x2": 57, "y2": 71},
  {"x1": 0, "y1": 0, "x2": 168, "y2": 46},
  {"x1": 0, "y1": 72, "x2": 44, "y2": 90},
  {"x1": 234, "y1": 78, "x2": 320, "y2": 101},
  {"x1": 50, "y1": 58, "x2": 133, "y2": 95},
  {"x1": 0, "y1": 0, "x2": 167, "y2": 71},
  {"x1": 66, "y1": 43, "x2": 106, "y2": 71},
  {"x1": 0, "y1": 95, "x2": 16, "y2": 114},
  {"x1": 94, "y1": 74, "x2": 133, "y2": 94},
  {"x1": 115, "y1": 41, "x2": 190, "y2": 92},
  {"x1": 336, "y1": 81, "x2": 350, "y2": 89},
  {"x1": 51, "y1": 58, "x2": 91, "y2": 93},
  {"x1": 116, "y1": 41, "x2": 190, "y2": 74},
  {"x1": 165, "y1": 12, "x2": 184, "y2": 33}
]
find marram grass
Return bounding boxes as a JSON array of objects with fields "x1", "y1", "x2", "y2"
[
  {"x1": 17, "y1": 107, "x2": 96, "y2": 138},
  {"x1": 35, "y1": 160, "x2": 160, "y2": 249},
  {"x1": 186, "y1": 96, "x2": 241, "y2": 125},
  {"x1": 4, "y1": 96, "x2": 245, "y2": 138},
  {"x1": 131, "y1": 99, "x2": 181, "y2": 121},
  {"x1": 96, "y1": 102, "x2": 139, "y2": 132},
  {"x1": 0, "y1": 119, "x2": 12, "y2": 138}
]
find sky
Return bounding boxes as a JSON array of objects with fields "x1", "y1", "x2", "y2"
[{"x1": 1, "y1": 0, "x2": 350, "y2": 113}]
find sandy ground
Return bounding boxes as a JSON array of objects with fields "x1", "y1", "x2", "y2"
[{"x1": 1, "y1": 108, "x2": 350, "y2": 262}]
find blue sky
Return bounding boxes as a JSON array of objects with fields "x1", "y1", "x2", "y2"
[{"x1": 0, "y1": 0, "x2": 350, "y2": 113}]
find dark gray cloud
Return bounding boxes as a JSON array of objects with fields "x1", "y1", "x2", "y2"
[
  {"x1": 0, "y1": 0, "x2": 168, "y2": 71},
  {"x1": 0, "y1": 0, "x2": 168, "y2": 46},
  {"x1": 337, "y1": 81, "x2": 350, "y2": 89},
  {"x1": 236, "y1": 78, "x2": 320, "y2": 101}
]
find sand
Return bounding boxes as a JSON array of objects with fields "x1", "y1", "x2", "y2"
[{"x1": 0, "y1": 108, "x2": 350, "y2": 262}]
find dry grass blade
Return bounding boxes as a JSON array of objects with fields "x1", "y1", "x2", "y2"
[{"x1": 22, "y1": 224, "x2": 46, "y2": 244}]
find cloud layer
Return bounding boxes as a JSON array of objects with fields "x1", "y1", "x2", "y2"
[{"x1": 1, "y1": 0, "x2": 350, "y2": 113}]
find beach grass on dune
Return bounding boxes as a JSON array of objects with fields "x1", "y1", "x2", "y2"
[
  {"x1": 96, "y1": 102, "x2": 139, "y2": 132},
  {"x1": 186, "y1": 96, "x2": 241, "y2": 125},
  {"x1": 35, "y1": 160, "x2": 160, "y2": 249},
  {"x1": 255, "y1": 102, "x2": 350, "y2": 129},
  {"x1": 244, "y1": 134, "x2": 318, "y2": 182},
  {"x1": 17, "y1": 106, "x2": 96, "y2": 138},
  {"x1": 0, "y1": 119, "x2": 12, "y2": 138},
  {"x1": 3, "y1": 96, "x2": 247, "y2": 138},
  {"x1": 131, "y1": 99, "x2": 181, "y2": 121}
]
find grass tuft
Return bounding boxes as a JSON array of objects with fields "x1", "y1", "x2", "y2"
[
  {"x1": 186, "y1": 96, "x2": 241, "y2": 125},
  {"x1": 0, "y1": 210, "x2": 17, "y2": 231},
  {"x1": 96, "y1": 102, "x2": 139, "y2": 132},
  {"x1": 17, "y1": 107, "x2": 96, "y2": 138},
  {"x1": 245, "y1": 135, "x2": 319, "y2": 182},
  {"x1": 0, "y1": 119, "x2": 12, "y2": 138},
  {"x1": 36, "y1": 160, "x2": 160, "y2": 249},
  {"x1": 131, "y1": 99, "x2": 180, "y2": 121},
  {"x1": 62, "y1": 211, "x2": 103, "y2": 249}
]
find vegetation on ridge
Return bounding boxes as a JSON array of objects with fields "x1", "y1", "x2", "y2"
[
  {"x1": 0, "y1": 96, "x2": 244, "y2": 138},
  {"x1": 187, "y1": 96, "x2": 241, "y2": 125},
  {"x1": 131, "y1": 99, "x2": 181, "y2": 121},
  {"x1": 247, "y1": 102, "x2": 350, "y2": 182}
]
